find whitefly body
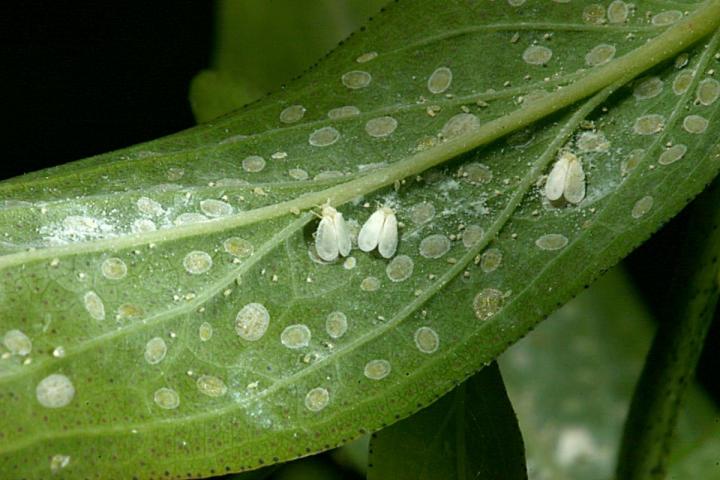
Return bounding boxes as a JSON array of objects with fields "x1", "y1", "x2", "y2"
[
  {"x1": 315, "y1": 205, "x2": 352, "y2": 261},
  {"x1": 544, "y1": 151, "x2": 586, "y2": 204},
  {"x1": 358, "y1": 207, "x2": 399, "y2": 258}
]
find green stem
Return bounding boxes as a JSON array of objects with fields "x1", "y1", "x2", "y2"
[
  {"x1": 1, "y1": 1, "x2": 719, "y2": 270},
  {"x1": 616, "y1": 179, "x2": 720, "y2": 480}
]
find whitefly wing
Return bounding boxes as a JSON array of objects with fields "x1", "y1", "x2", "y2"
[
  {"x1": 544, "y1": 153, "x2": 571, "y2": 202},
  {"x1": 335, "y1": 212, "x2": 352, "y2": 257},
  {"x1": 315, "y1": 215, "x2": 340, "y2": 261},
  {"x1": 563, "y1": 154, "x2": 586, "y2": 204},
  {"x1": 358, "y1": 208, "x2": 385, "y2": 252},
  {"x1": 377, "y1": 209, "x2": 398, "y2": 259}
]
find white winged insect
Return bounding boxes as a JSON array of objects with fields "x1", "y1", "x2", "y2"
[
  {"x1": 544, "y1": 151, "x2": 586, "y2": 204},
  {"x1": 314, "y1": 204, "x2": 352, "y2": 262},
  {"x1": 358, "y1": 206, "x2": 398, "y2": 258}
]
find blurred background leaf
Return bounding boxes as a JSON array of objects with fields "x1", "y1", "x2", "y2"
[
  {"x1": 190, "y1": 0, "x2": 389, "y2": 122},
  {"x1": 499, "y1": 267, "x2": 720, "y2": 480},
  {"x1": 367, "y1": 362, "x2": 527, "y2": 480}
]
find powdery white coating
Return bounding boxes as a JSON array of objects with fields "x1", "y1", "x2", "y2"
[
  {"x1": 576, "y1": 131, "x2": 610, "y2": 152},
  {"x1": 183, "y1": 251, "x2": 213, "y2": 275},
  {"x1": 144, "y1": 337, "x2": 167, "y2": 365},
  {"x1": 697, "y1": 78, "x2": 720, "y2": 106},
  {"x1": 309, "y1": 126, "x2": 341, "y2": 147},
  {"x1": 607, "y1": 0, "x2": 629, "y2": 23},
  {"x1": 545, "y1": 152, "x2": 585, "y2": 204},
  {"x1": 314, "y1": 170, "x2": 344, "y2": 181},
  {"x1": 633, "y1": 77, "x2": 664, "y2": 100},
  {"x1": 288, "y1": 168, "x2": 309, "y2": 180},
  {"x1": 280, "y1": 324, "x2": 312, "y2": 349},
  {"x1": 535, "y1": 233, "x2": 569, "y2": 251},
  {"x1": 480, "y1": 248, "x2": 503, "y2": 273},
  {"x1": 414, "y1": 326, "x2": 440, "y2": 354},
  {"x1": 174, "y1": 212, "x2": 208, "y2": 225},
  {"x1": 409, "y1": 202, "x2": 435, "y2": 225},
  {"x1": 522, "y1": 45, "x2": 553, "y2": 65},
  {"x1": 279, "y1": 104, "x2": 306, "y2": 123},
  {"x1": 585, "y1": 44, "x2": 616, "y2": 67},
  {"x1": 652, "y1": 10, "x2": 683, "y2": 26},
  {"x1": 507, "y1": 0, "x2": 526, "y2": 5},
  {"x1": 315, "y1": 205, "x2": 351, "y2": 261},
  {"x1": 196, "y1": 375, "x2": 227, "y2": 397},
  {"x1": 365, "y1": 116, "x2": 398, "y2": 138},
  {"x1": 473, "y1": 288, "x2": 504, "y2": 320},
  {"x1": 683, "y1": 115, "x2": 709, "y2": 134},
  {"x1": 328, "y1": 105, "x2": 361, "y2": 119},
  {"x1": 36, "y1": 374, "x2": 75, "y2": 408},
  {"x1": 632, "y1": 196, "x2": 654, "y2": 219},
  {"x1": 153, "y1": 387, "x2": 180, "y2": 410},
  {"x1": 101, "y1": 257, "x2": 127, "y2": 280},
  {"x1": 83, "y1": 291, "x2": 105, "y2": 321},
  {"x1": 460, "y1": 162, "x2": 493, "y2": 184},
  {"x1": 360, "y1": 276, "x2": 381, "y2": 292},
  {"x1": 364, "y1": 359, "x2": 392, "y2": 380},
  {"x1": 326, "y1": 311, "x2": 348, "y2": 339},
  {"x1": 358, "y1": 207, "x2": 398, "y2": 258},
  {"x1": 462, "y1": 225, "x2": 485, "y2": 248},
  {"x1": 199, "y1": 322, "x2": 213, "y2": 342},
  {"x1": 582, "y1": 4, "x2": 606, "y2": 23},
  {"x1": 441, "y1": 113, "x2": 480, "y2": 139},
  {"x1": 136, "y1": 196, "x2": 164, "y2": 216},
  {"x1": 223, "y1": 237, "x2": 253, "y2": 258},
  {"x1": 386, "y1": 255, "x2": 414, "y2": 282},
  {"x1": 658, "y1": 144, "x2": 688, "y2": 165},
  {"x1": 356, "y1": 51, "x2": 378, "y2": 63},
  {"x1": 50, "y1": 454, "x2": 71, "y2": 473},
  {"x1": 341, "y1": 70, "x2": 372, "y2": 89},
  {"x1": 242, "y1": 155, "x2": 266, "y2": 173},
  {"x1": 419, "y1": 234, "x2": 451, "y2": 259},
  {"x1": 427, "y1": 66, "x2": 453, "y2": 94},
  {"x1": 132, "y1": 218, "x2": 157, "y2": 233},
  {"x1": 3, "y1": 330, "x2": 32, "y2": 356},
  {"x1": 632, "y1": 114, "x2": 665, "y2": 135},
  {"x1": 200, "y1": 199, "x2": 233, "y2": 217},
  {"x1": 235, "y1": 303, "x2": 270, "y2": 341},
  {"x1": 673, "y1": 70, "x2": 694, "y2": 95},
  {"x1": 305, "y1": 387, "x2": 330, "y2": 412}
]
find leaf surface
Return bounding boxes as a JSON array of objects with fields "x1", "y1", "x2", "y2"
[
  {"x1": 367, "y1": 362, "x2": 527, "y2": 480},
  {"x1": 2, "y1": 1, "x2": 720, "y2": 478}
]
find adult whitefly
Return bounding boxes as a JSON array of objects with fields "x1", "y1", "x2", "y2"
[
  {"x1": 315, "y1": 205, "x2": 351, "y2": 262},
  {"x1": 358, "y1": 207, "x2": 398, "y2": 258}
]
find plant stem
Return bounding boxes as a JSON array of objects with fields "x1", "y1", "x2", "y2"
[{"x1": 616, "y1": 179, "x2": 720, "y2": 480}]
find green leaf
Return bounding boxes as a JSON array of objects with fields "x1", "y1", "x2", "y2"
[
  {"x1": 367, "y1": 362, "x2": 527, "y2": 480},
  {"x1": 190, "y1": 0, "x2": 389, "y2": 122},
  {"x1": 2, "y1": 1, "x2": 720, "y2": 478},
  {"x1": 617, "y1": 179, "x2": 720, "y2": 480},
  {"x1": 499, "y1": 267, "x2": 720, "y2": 480}
]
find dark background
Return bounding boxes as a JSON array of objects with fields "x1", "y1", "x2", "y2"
[
  {"x1": 0, "y1": 2, "x2": 214, "y2": 179},
  {"x1": 0, "y1": 0, "x2": 718, "y2": 411}
]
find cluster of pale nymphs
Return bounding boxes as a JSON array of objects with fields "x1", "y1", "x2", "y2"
[{"x1": 314, "y1": 204, "x2": 398, "y2": 261}]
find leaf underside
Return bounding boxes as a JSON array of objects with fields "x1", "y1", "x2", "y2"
[{"x1": 1, "y1": 1, "x2": 720, "y2": 478}]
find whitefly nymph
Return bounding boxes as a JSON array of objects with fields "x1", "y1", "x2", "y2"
[
  {"x1": 544, "y1": 151, "x2": 586, "y2": 204},
  {"x1": 358, "y1": 206, "x2": 399, "y2": 258},
  {"x1": 315, "y1": 204, "x2": 352, "y2": 262}
]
